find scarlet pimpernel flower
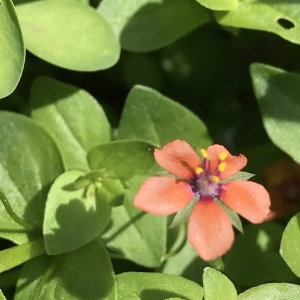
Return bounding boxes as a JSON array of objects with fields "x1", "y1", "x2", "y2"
[{"x1": 134, "y1": 140, "x2": 271, "y2": 261}]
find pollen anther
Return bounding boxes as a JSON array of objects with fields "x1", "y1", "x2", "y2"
[
  {"x1": 195, "y1": 167, "x2": 204, "y2": 175},
  {"x1": 218, "y1": 152, "x2": 228, "y2": 161},
  {"x1": 210, "y1": 176, "x2": 220, "y2": 183},
  {"x1": 218, "y1": 162, "x2": 226, "y2": 173},
  {"x1": 200, "y1": 148, "x2": 208, "y2": 159}
]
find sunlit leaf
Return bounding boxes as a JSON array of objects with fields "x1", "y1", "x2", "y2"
[
  {"x1": 251, "y1": 63, "x2": 300, "y2": 164},
  {"x1": 203, "y1": 267, "x2": 237, "y2": 300},
  {"x1": 31, "y1": 77, "x2": 111, "y2": 171},
  {"x1": 16, "y1": 0, "x2": 120, "y2": 70},
  {"x1": 215, "y1": 0, "x2": 300, "y2": 45},
  {"x1": 196, "y1": 0, "x2": 238, "y2": 11},
  {"x1": 98, "y1": 0, "x2": 211, "y2": 52},
  {"x1": 0, "y1": 0, "x2": 24, "y2": 98}
]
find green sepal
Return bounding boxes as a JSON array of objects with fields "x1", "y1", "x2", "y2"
[
  {"x1": 73, "y1": 169, "x2": 106, "y2": 189},
  {"x1": 169, "y1": 195, "x2": 199, "y2": 229},
  {"x1": 220, "y1": 171, "x2": 255, "y2": 184},
  {"x1": 214, "y1": 197, "x2": 243, "y2": 233},
  {"x1": 96, "y1": 178, "x2": 125, "y2": 207}
]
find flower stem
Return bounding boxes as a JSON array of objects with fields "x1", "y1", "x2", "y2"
[
  {"x1": 0, "y1": 189, "x2": 35, "y2": 230},
  {"x1": 209, "y1": 257, "x2": 224, "y2": 271},
  {"x1": 32, "y1": 260, "x2": 56, "y2": 300}
]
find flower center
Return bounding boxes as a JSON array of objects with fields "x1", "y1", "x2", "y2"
[{"x1": 190, "y1": 150, "x2": 228, "y2": 200}]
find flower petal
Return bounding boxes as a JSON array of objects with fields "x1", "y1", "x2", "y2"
[
  {"x1": 207, "y1": 144, "x2": 247, "y2": 179},
  {"x1": 154, "y1": 140, "x2": 201, "y2": 178},
  {"x1": 220, "y1": 181, "x2": 271, "y2": 223},
  {"x1": 188, "y1": 200, "x2": 235, "y2": 261},
  {"x1": 134, "y1": 176, "x2": 193, "y2": 216}
]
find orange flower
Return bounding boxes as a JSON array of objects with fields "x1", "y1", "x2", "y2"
[
  {"x1": 134, "y1": 140, "x2": 271, "y2": 261},
  {"x1": 265, "y1": 158, "x2": 300, "y2": 220}
]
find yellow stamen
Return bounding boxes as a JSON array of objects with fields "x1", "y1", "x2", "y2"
[
  {"x1": 218, "y1": 162, "x2": 227, "y2": 173},
  {"x1": 199, "y1": 148, "x2": 208, "y2": 159},
  {"x1": 210, "y1": 176, "x2": 220, "y2": 183},
  {"x1": 218, "y1": 152, "x2": 228, "y2": 161},
  {"x1": 195, "y1": 167, "x2": 204, "y2": 175}
]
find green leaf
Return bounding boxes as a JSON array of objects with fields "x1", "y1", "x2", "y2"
[
  {"x1": 215, "y1": 1, "x2": 300, "y2": 45},
  {"x1": 118, "y1": 85, "x2": 211, "y2": 149},
  {"x1": 220, "y1": 171, "x2": 255, "y2": 184},
  {"x1": 88, "y1": 140, "x2": 155, "y2": 179},
  {"x1": 238, "y1": 283, "x2": 300, "y2": 300},
  {"x1": 214, "y1": 198, "x2": 243, "y2": 233},
  {"x1": 96, "y1": 178, "x2": 125, "y2": 207},
  {"x1": 225, "y1": 222, "x2": 295, "y2": 286},
  {"x1": 203, "y1": 267, "x2": 237, "y2": 300},
  {"x1": 16, "y1": 0, "x2": 120, "y2": 71},
  {"x1": 0, "y1": 290, "x2": 6, "y2": 300},
  {"x1": 43, "y1": 170, "x2": 111, "y2": 255},
  {"x1": 280, "y1": 212, "x2": 300, "y2": 277},
  {"x1": 0, "y1": 112, "x2": 64, "y2": 244},
  {"x1": 16, "y1": 239, "x2": 116, "y2": 300},
  {"x1": 169, "y1": 196, "x2": 199, "y2": 229},
  {"x1": 0, "y1": 238, "x2": 45, "y2": 273},
  {"x1": 250, "y1": 63, "x2": 300, "y2": 164},
  {"x1": 30, "y1": 77, "x2": 111, "y2": 171},
  {"x1": 116, "y1": 272, "x2": 204, "y2": 300},
  {"x1": 102, "y1": 176, "x2": 167, "y2": 268},
  {"x1": 159, "y1": 241, "x2": 209, "y2": 286},
  {"x1": 0, "y1": 0, "x2": 24, "y2": 99},
  {"x1": 98, "y1": 0, "x2": 211, "y2": 52},
  {"x1": 196, "y1": 0, "x2": 238, "y2": 11}
]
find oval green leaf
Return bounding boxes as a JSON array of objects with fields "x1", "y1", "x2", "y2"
[
  {"x1": 203, "y1": 267, "x2": 237, "y2": 300},
  {"x1": 16, "y1": 0, "x2": 120, "y2": 71},
  {"x1": 238, "y1": 283, "x2": 300, "y2": 300},
  {"x1": 98, "y1": 0, "x2": 211, "y2": 52},
  {"x1": 30, "y1": 77, "x2": 111, "y2": 171},
  {"x1": 280, "y1": 212, "x2": 300, "y2": 278},
  {"x1": 215, "y1": 1, "x2": 300, "y2": 45},
  {"x1": 0, "y1": 112, "x2": 64, "y2": 244},
  {"x1": 88, "y1": 140, "x2": 155, "y2": 179},
  {"x1": 116, "y1": 272, "x2": 204, "y2": 300},
  {"x1": 118, "y1": 85, "x2": 211, "y2": 149},
  {"x1": 0, "y1": 0, "x2": 25, "y2": 98},
  {"x1": 196, "y1": 0, "x2": 238, "y2": 11},
  {"x1": 16, "y1": 239, "x2": 116, "y2": 300},
  {"x1": 43, "y1": 170, "x2": 111, "y2": 255},
  {"x1": 250, "y1": 63, "x2": 300, "y2": 164},
  {"x1": 102, "y1": 176, "x2": 167, "y2": 268}
]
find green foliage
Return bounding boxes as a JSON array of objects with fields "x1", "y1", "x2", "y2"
[
  {"x1": 98, "y1": 0, "x2": 211, "y2": 52},
  {"x1": 196, "y1": 0, "x2": 238, "y2": 11},
  {"x1": 118, "y1": 85, "x2": 211, "y2": 149},
  {"x1": 280, "y1": 212, "x2": 300, "y2": 278},
  {"x1": 251, "y1": 63, "x2": 300, "y2": 164},
  {"x1": 0, "y1": 0, "x2": 24, "y2": 99},
  {"x1": 16, "y1": 0, "x2": 120, "y2": 71},
  {"x1": 203, "y1": 267, "x2": 237, "y2": 300},
  {"x1": 88, "y1": 140, "x2": 156, "y2": 178},
  {"x1": 0, "y1": 239, "x2": 45, "y2": 273},
  {"x1": 225, "y1": 222, "x2": 295, "y2": 286},
  {"x1": 0, "y1": 112, "x2": 64, "y2": 244},
  {"x1": 238, "y1": 283, "x2": 300, "y2": 300},
  {"x1": 2, "y1": 0, "x2": 300, "y2": 298},
  {"x1": 30, "y1": 77, "x2": 111, "y2": 170},
  {"x1": 102, "y1": 176, "x2": 167, "y2": 268},
  {"x1": 215, "y1": 0, "x2": 300, "y2": 45},
  {"x1": 43, "y1": 170, "x2": 111, "y2": 255},
  {"x1": 116, "y1": 272, "x2": 204, "y2": 299}
]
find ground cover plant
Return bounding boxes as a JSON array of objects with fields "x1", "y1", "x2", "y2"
[{"x1": 1, "y1": 0, "x2": 300, "y2": 299}]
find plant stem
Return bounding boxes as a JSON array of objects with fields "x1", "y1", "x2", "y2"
[{"x1": 0, "y1": 189, "x2": 35, "y2": 230}]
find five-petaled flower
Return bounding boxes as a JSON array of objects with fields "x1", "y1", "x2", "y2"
[{"x1": 134, "y1": 140, "x2": 271, "y2": 261}]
